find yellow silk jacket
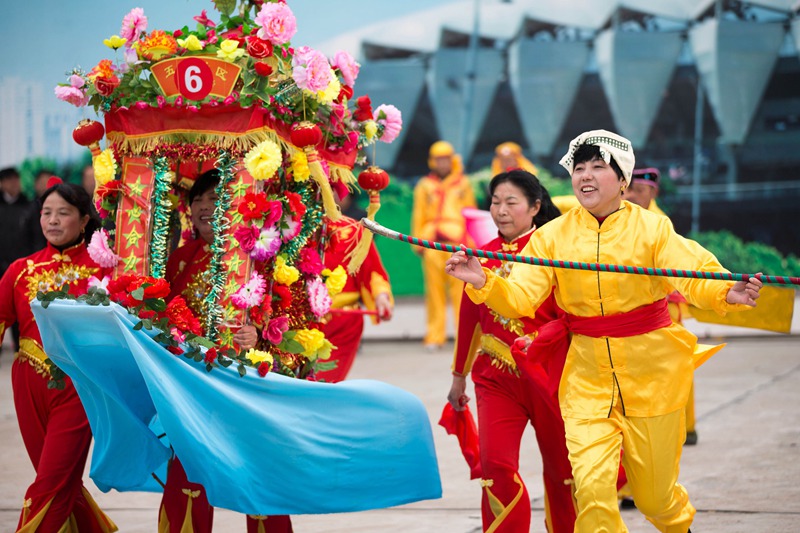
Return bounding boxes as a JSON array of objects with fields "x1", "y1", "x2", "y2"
[
  {"x1": 467, "y1": 201, "x2": 750, "y2": 419},
  {"x1": 412, "y1": 172, "x2": 476, "y2": 244}
]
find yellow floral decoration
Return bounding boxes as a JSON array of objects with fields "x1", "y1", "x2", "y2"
[
  {"x1": 103, "y1": 35, "x2": 127, "y2": 50},
  {"x1": 246, "y1": 349, "x2": 273, "y2": 365},
  {"x1": 273, "y1": 256, "x2": 300, "y2": 285},
  {"x1": 315, "y1": 70, "x2": 341, "y2": 105},
  {"x1": 177, "y1": 35, "x2": 204, "y2": 51},
  {"x1": 294, "y1": 328, "x2": 326, "y2": 359},
  {"x1": 93, "y1": 148, "x2": 118, "y2": 186},
  {"x1": 244, "y1": 138, "x2": 282, "y2": 181},
  {"x1": 290, "y1": 151, "x2": 310, "y2": 182},
  {"x1": 217, "y1": 39, "x2": 245, "y2": 61},
  {"x1": 323, "y1": 265, "x2": 347, "y2": 296},
  {"x1": 364, "y1": 120, "x2": 378, "y2": 142}
]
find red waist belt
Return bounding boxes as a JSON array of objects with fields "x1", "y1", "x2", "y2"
[{"x1": 512, "y1": 298, "x2": 673, "y2": 396}]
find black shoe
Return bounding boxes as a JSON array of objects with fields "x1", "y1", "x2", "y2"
[
  {"x1": 684, "y1": 430, "x2": 698, "y2": 446},
  {"x1": 619, "y1": 497, "x2": 636, "y2": 510}
]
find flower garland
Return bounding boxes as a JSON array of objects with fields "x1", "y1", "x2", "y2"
[
  {"x1": 202, "y1": 150, "x2": 236, "y2": 340},
  {"x1": 148, "y1": 156, "x2": 174, "y2": 278}
]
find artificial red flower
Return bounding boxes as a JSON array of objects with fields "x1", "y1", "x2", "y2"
[
  {"x1": 257, "y1": 361, "x2": 271, "y2": 376},
  {"x1": 165, "y1": 296, "x2": 203, "y2": 335},
  {"x1": 254, "y1": 62, "x2": 274, "y2": 77},
  {"x1": 94, "y1": 75, "x2": 120, "y2": 96},
  {"x1": 237, "y1": 192, "x2": 271, "y2": 222},
  {"x1": 204, "y1": 347, "x2": 218, "y2": 364},
  {"x1": 138, "y1": 309, "x2": 157, "y2": 320},
  {"x1": 246, "y1": 36, "x2": 273, "y2": 59},
  {"x1": 353, "y1": 95, "x2": 373, "y2": 121},
  {"x1": 249, "y1": 301, "x2": 268, "y2": 327},
  {"x1": 343, "y1": 131, "x2": 359, "y2": 154},
  {"x1": 272, "y1": 284, "x2": 293, "y2": 310},
  {"x1": 336, "y1": 84, "x2": 354, "y2": 103},
  {"x1": 167, "y1": 345, "x2": 184, "y2": 355},
  {"x1": 298, "y1": 247, "x2": 324, "y2": 275},
  {"x1": 129, "y1": 276, "x2": 171, "y2": 301},
  {"x1": 284, "y1": 191, "x2": 306, "y2": 218},
  {"x1": 193, "y1": 9, "x2": 217, "y2": 28},
  {"x1": 234, "y1": 224, "x2": 260, "y2": 253}
]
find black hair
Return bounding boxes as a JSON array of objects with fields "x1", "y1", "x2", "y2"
[
  {"x1": 189, "y1": 168, "x2": 221, "y2": 204},
  {"x1": 489, "y1": 169, "x2": 562, "y2": 228},
  {"x1": 0, "y1": 167, "x2": 20, "y2": 180},
  {"x1": 39, "y1": 182, "x2": 100, "y2": 244},
  {"x1": 572, "y1": 144, "x2": 625, "y2": 181}
]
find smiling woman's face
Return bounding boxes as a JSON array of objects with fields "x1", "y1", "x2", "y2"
[
  {"x1": 571, "y1": 156, "x2": 625, "y2": 217},
  {"x1": 191, "y1": 188, "x2": 219, "y2": 244},
  {"x1": 40, "y1": 192, "x2": 88, "y2": 247}
]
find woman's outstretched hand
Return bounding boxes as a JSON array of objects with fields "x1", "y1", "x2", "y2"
[
  {"x1": 445, "y1": 248, "x2": 487, "y2": 289},
  {"x1": 726, "y1": 272, "x2": 763, "y2": 307}
]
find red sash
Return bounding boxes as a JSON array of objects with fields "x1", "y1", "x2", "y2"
[{"x1": 512, "y1": 298, "x2": 673, "y2": 396}]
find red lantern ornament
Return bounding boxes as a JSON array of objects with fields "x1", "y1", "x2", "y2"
[
  {"x1": 289, "y1": 121, "x2": 322, "y2": 149},
  {"x1": 357, "y1": 166, "x2": 390, "y2": 192},
  {"x1": 72, "y1": 119, "x2": 106, "y2": 156}
]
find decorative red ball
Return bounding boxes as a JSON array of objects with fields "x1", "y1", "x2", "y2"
[
  {"x1": 72, "y1": 119, "x2": 105, "y2": 147},
  {"x1": 358, "y1": 166, "x2": 390, "y2": 192},
  {"x1": 289, "y1": 121, "x2": 322, "y2": 148}
]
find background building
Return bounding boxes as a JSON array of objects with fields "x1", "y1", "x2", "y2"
[{"x1": 319, "y1": 0, "x2": 800, "y2": 255}]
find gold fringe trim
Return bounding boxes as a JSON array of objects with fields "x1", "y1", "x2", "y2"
[
  {"x1": 344, "y1": 191, "x2": 379, "y2": 275},
  {"x1": 305, "y1": 147, "x2": 340, "y2": 221},
  {"x1": 16, "y1": 338, "x2": 51, "y2": 376},
  {"x1": 479, "y1": 334, "x2": 519, "y2": 374}
]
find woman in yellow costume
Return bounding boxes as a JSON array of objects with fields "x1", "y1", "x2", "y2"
[
  {"x1": 412, "y1": 140, "x2": 476, "y2": 349},
  {"x1": 445, "y1": 129, "x2": 763, "y2": 533}
]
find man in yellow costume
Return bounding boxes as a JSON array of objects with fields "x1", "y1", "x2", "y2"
[
  {"x1": 490, "y1": 141, "x2": 538, "y2": 176},
  {"x1": 412, "y1": 141, "x2": 476, "y2": 349},
  {"x1": 445, "y1": 129, "x2": 763, "y2": 532}
]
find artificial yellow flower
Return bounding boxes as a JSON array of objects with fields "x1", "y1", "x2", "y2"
[
  {"x1": 93, "y1": 149, "x2": 117, "y2": 186},
  {"x1": 217, "y1": 39, "x2": 245, "y2": 61},
  {"x1": 273, "y1": 256, "x2": 300, "y2": 285},
  {"x1": 324, "y1": 265, "x2": 347, "y2": 296},
  {"x1": 246, "y1": 348, "x2": 273, "y2": 365},
  {"x1": 290, "y1": 151, "x2": 310, "y2": 182},
  {"x1": 244, "y1": 138, "x2": 283, "y2": 181},
  {"x1": 317, "y1": 338, "x2": 335, "y2": 360},
  {"x1": 294, "y1": 328, "x2": 325, "y2": 358},
  {"x1": 363, "y1": 120, "x2": 378, "y2": 142},
  {"x1": 315, "y1": 70, "x2": 341, "y2": 105},
  {"x1": 177, "y1": 35, "x2": 204, "y2": 51},
  {"x1": 103, "y1": 35, "x2": 128, "y2": 50}
]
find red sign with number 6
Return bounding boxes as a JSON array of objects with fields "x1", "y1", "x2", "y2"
[{"x1": 177, "y1": 57, "x2": 214, "y2": 100}]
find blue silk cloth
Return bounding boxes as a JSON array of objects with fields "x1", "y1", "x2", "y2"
[{"x1": 32, "y1": 300, "x2": 441, "y2": 515}]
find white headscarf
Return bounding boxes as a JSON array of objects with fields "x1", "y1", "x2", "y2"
[{"x1": 559, "y1": 129, "x2": 635, "y2": 184}]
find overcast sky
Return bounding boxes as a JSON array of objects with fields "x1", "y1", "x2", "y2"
[{"x1": 0, "y1": 0, "x2": 458, "y2": 90}]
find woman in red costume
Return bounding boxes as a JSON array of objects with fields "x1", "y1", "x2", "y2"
[
  {"x1": 0, "y1": 180, "x2": 117, "y2": 532},
  {"x1": 159, "y1": 169, "x2": 291, "y2": 533},
  {"x1": 447, "y1": 169, "x2": 576, "y2": 532}
]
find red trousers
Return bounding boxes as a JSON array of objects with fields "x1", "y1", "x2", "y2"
[
  {"x1": 472, "y1": 355, "x2": 576, "y2": 533},
  {"x1": 13, "y1": 360, "x2": 115, "y2": 532},
  {"x1": 159, "y1": 458, "x2": 292, "y2": 533},
  {"x1": 316, "y1": 312, "x2": 364, "y2": 383}
]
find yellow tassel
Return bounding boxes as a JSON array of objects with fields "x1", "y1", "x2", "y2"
[
  {"x1": 344, "y1": 191, "x2": 380, "y2": 274},
  {"x1": 305, "y1": 146, "x2": 340, "y2": 221}
]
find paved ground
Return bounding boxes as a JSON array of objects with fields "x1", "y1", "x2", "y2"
[{"x1": 1, "y1": 297, "x2": 799, "y2": 532}]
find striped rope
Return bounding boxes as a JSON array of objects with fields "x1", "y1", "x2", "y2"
[{"x1": 360, "y1": 219, "x2": 800, "y2": 287}]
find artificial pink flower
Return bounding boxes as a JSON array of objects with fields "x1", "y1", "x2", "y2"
[
  {"x1": 331, "y1": 50, "x2": 360, "y2": 86},
  {"x1": 254, "y1": 2, "x2": 297, "y2": 45},
  {"x1": 280, "y1": 216, "x2": 301, "y2": 242},
  {"x1": 306, "y1": 277, "x2": 332, "y2": 318},
  {"x1": 263, "y1": 315, "x2": 290, "y2": 344},
  {"x1": 233, "y1": 224, "x2": 260, "y2": 253},
  {"x1": 298, "y1": 247, "x2": 324, "y2": 275},
  {"x1": 292, "y1": 46, "x2": 332, "y2": 93},
  {"x1": 170, "y1": 327, "x2": 186, "y2": 344},
  {"x1": 263, "y1": 200, "x2": 283, "y2": 228},
  {"x1": 54, "y1": 85, "x2": 89, "y2": 107},
  {"x1": 374, "y1": 104, "x2": 403, "y2": 143},
  {"x1": 251, "y1": 225, "x2": 282, "y2": 261},
  {"x1": 87, "y1": 229, "x2": 120, "y2": 267},
  {"x1": 343, "y1": 131, "x2": 359, "y2": 154},
  {"x1": 120, "y1": 7, "x2": 148, "y2": 45},
  {"x1": 193, "y1": 9, "x2": 216, "y2": 28},
  {"x1": 329, "y1": 103, "x2": 346, "y2": 136},
  {"x1": 88, "y1": 275, "x2": 111, "y2": 294},
  {"x1": 231, "y1": 271, "x2": 267, "y2": 309}
]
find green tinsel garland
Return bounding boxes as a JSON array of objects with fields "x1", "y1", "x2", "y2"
[
  {"x1": 281, "y1": 181, "x2": 324, "y2": 262},
  {"x1": 202, "y1": 150, "x2": 237, "y2": 340},
  {"x1": 148, "y1": 156, "x2": 173, "y2": 278}
]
